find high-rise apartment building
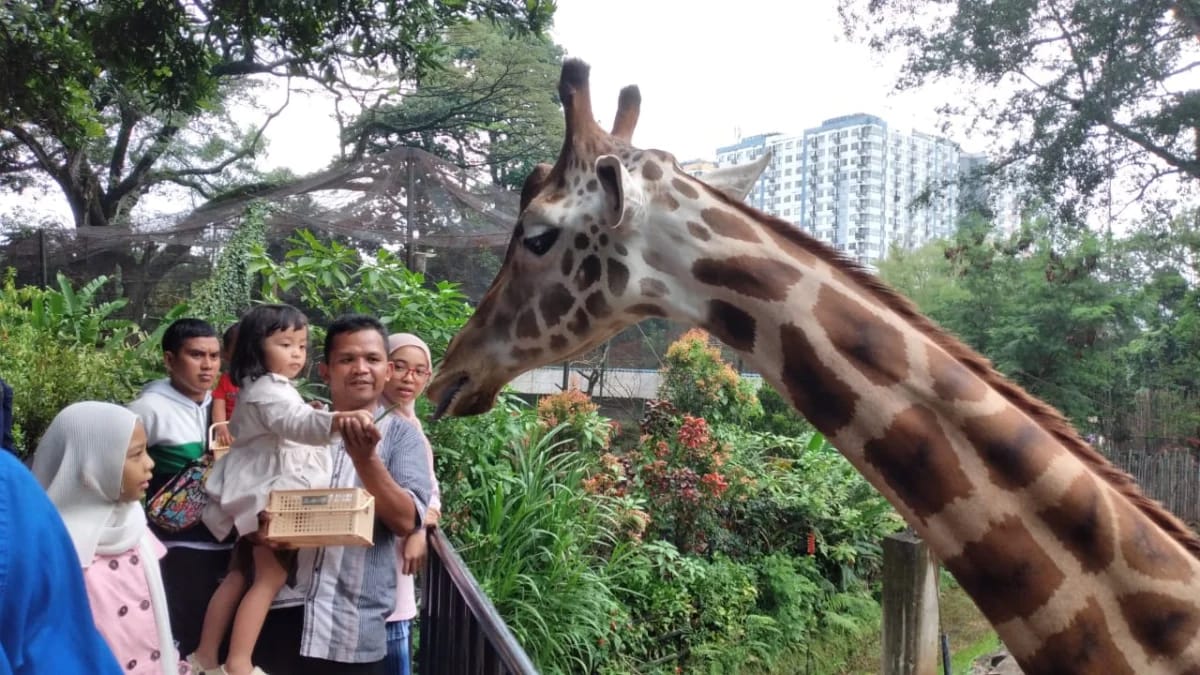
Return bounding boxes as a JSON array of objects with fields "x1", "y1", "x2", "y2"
[{"x1": 715, "y1": 114, "x2": 975, "y2": 267}]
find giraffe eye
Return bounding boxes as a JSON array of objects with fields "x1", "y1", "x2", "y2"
[{"x1": 522, "y1": 229, "x2": 560, "y2": 256}]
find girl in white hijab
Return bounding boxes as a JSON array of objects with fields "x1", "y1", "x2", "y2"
[
  {"x1": 381, "y1": 333, "x2": 442, "y2": 675},
  {"x1": 32, "y1": 401, "x2": 185, "y2": 675}
]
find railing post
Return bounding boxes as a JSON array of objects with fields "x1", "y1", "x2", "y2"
[{"x1": 882, "y1": 531, "x2": 940, "y2": 675}]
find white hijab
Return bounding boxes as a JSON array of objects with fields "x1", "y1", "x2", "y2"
[
  {"x1": 31, "y1": 401, "x2": 180, "y2": 675},
  {"x1": 31, "y1": 401, "x2": 145, "y2": 565}
]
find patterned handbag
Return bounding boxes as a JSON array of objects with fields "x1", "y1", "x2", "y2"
[{"x1": 146, "y1": 455, "x2": 213, "y2": 533}]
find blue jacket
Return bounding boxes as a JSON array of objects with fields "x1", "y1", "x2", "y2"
[{"x1": 0, "y1": 450, "x2": 121, "y2": 674}]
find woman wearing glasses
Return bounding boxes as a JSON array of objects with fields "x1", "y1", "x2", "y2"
[{"x1": 379, "y1": 333, "x2": 442, "y2": 675}]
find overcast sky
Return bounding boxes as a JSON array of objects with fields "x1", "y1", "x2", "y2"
[
  {"x1": 260, "y1": 1, "x2": 960, "y2": 174},
  {"x1": 3, "y1": 2, "x2": 964, "y2": 224}
]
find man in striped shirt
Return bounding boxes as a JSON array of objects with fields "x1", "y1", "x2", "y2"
[{"x1": 257, "y1": 315, "x2": 432, "y2": 675}]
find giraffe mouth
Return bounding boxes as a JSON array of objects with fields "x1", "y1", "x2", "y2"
[{"x1": 431, "y1": 374, "x2": 468, "y2": 420}]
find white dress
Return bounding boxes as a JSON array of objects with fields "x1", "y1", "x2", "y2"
[{"x1": 202, "y1": 373, "x2": 335, "y2": 540}]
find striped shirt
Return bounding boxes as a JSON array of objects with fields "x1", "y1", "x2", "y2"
[{"x1": 273, "y1": 411, "x2": 431, "y2": 663}]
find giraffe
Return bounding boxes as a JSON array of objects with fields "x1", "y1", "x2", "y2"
[{"x1": 426, "y1": 59, "x2": 1200, "y2": 674}]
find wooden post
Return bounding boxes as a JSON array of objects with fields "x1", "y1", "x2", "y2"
[{"x1": 882, "y1": 531, "x2": 940, "y2": 675}]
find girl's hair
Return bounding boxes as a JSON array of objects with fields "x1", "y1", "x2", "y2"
[{"x1": 230, "y1": 304, "x2": 309, "y2": 385}]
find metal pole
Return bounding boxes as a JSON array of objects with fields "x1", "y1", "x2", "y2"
[{"x1": 406, "y1": 151, "x2": 416, "y2": 271}]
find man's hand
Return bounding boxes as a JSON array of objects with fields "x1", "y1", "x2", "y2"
[
  {"x1": 401, "y1": 528, "x2": 428, "y2": 576},
  {"x1": 338, "y1": 410, "x2": 381, "y2": 463},
  {"x1": 245, "y1": 511, "x2": 295, "y2": 550}
]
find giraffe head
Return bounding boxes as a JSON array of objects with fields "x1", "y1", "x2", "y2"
[{"x1": 429, "y1": 59, "x2": 768, "y2": 416}]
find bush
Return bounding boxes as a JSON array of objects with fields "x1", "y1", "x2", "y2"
[{"x1": 658, "y1": 329, "x2": 761, "y2": 425}]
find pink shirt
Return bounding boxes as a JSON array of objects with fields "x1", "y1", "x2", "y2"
[
  {"x1": 386, "y1": 416, "x2": 441, "y2": 622},
  {"x1": 84, "y1": 535, "x2": 186, "y2": 674}
]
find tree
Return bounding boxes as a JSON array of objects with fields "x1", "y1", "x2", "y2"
[
  {"x1": 0, "y1": 0, "x2": 553, "y2": 228},
  {"x1": 342, "y1": 20, "x2": 565, "y2": 189},
  {"x1": 839, "y1": 0, "x2": 1200, "y2": 225}
]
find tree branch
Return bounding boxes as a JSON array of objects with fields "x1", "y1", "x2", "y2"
[
  {"x1": 1, "y1": 125, "x2": 63, "y2": 176},
  {"x1": 109, "y1": 104, "x2": 138, "y2": 187}
]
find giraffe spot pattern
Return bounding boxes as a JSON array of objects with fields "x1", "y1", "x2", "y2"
[
  {"x1": 560, "y1": 248, "x2": 575, "y2": 278},
  {"x1": 585, "y1": 291, "x2": 612, "y2": 318},
  {"x1": 599, "y1": 233, "x2": 609, "y2": 246},
  {"x1": 1113, "y1": 497, "x2": 1196, "y2": 583},
  {"x1": 779, "y1": 323, "x2": 859, "y2": 434},
  {"x1": 961, "y1": 409, "x2": 1055, "y2": 490},
  {"x1": 643, "y1": 250, "x2": 670, "y2": 273},
  {"x1": 567, "y1": 308, "x2": 590, "y2": 336},
  {"x1": 1118, "y1": 591, "x2": 1200, "y2": 658},
  {"x1": 700, "y1": 207, "x2": 761, "y2": 243},
  {"x1": 576, "y1": 255, "x2": 602, "y2": 291},
  {"x1": 607, "y1": 258, "x2": 630, "y2": 296},
  {"x1": 1036, "y1": 473, "x2": 1115, "y2": 573},
  {"x1": 927, "y1": 344, "x2": 987, "y2": 401},
  {"x1": 574, "y1": 233, "x2": 589, "y2": 250},
  {"x1": 863, "y1": 405, "x2": 974, "y2": 521},
  {"x1": 640, "y1": 279, "x2": 668, "y2": 298},
  {"x1": 642, "y1": 161, "x2": 663, "y2": 180},
  {"x1": 589, "y1": 225, "x2": 599, "y2": 234},
  {"x1": 703, "y1": 299, "x2": 756, "y2": 353},
  {"x1": 613, "y1": 242, "x2": 628, "y2": 256},
  {"x1": 687, "y1": 221, "x2": 711, "y2": 241},
  {"x1": 673, "y1": 177, "x2": 699, "y2": 199},
  {"x1": 627, "y1": 304, "x2": 666, "y2": 317},
  {"x1": 549, "y1": 334, "x2": 567, "y2": 351},
  {"x1": 539, "y1": 284, "x2": 575, "y2": 328},
  {"x1": 586, "y1": 179, "x2": 599, "y2": 192},
  {"x1": 813, "y1": 287, "x2": 909, "y2": 387},
  {"x1": 511, "y1": 346, "x2": 543, "y2": 362},
  {"x1": 1025, "y1": 598, "x2": 1136, "y2": 674},
  {"x1": 515, "y1": 309, "x2": 540, "y2": 340},
  {"x1": 692, "y1": 256, "x2": 803, "y2": 302},
  {"x1": 655, "y1": 193, "x2": 680, "y2": 211},
  {"x1": 943, "y1": 514, "x2": 1065, "y2": 624}
]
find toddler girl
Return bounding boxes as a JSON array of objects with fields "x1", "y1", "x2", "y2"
[
  {"x1": 31, "y1": 401, "x2": 186, "y2": 675},
  {"x1": 193, "y1": 304, "x2": 373, "y2": 675}
]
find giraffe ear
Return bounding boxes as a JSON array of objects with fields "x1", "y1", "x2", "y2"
[
  {"x1": 698, "y1": 149, "x2": 772, "y2": 201},
  {"x1": 594, "y1": 155, "x2": 645, "y2": 228}
]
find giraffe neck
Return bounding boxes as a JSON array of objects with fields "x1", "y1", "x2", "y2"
[{"x1": 653, "y1": 183, "x2": 1200, "y2": 673}]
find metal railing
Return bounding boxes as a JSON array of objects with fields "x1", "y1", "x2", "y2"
[{"x1": 418, "y1": 528, "x2": 539, "y2": 675}]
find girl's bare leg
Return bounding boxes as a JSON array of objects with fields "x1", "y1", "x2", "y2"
[
  {"x1": 223, "y1": 546, "x2": 287, "y2": 675},
  {"x1": 190, "y1": 568, "x2": 247, "y2": 669}
]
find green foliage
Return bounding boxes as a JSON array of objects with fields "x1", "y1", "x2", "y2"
[
  {"x1": 0, "y1": 269, "x2": 176, "y2": 455},
  {"x1": 190, "y1": 202, "x2": 268, "y2": 324},
  {"x1": 0, "y1": 0, "x2": 553, "y2": 226},
  {"x1": 753, "y1": 384, "x2": 815, "y2": 439},
  {"x1": 343, "y1": 19, "x2": 565, "y2": 189},
  {"x1": 658, "y1": 328, "x2": 761, "y2": 425},
  {"x1": 249, "y1": 229, "x2": 472, "y2": 359},
  {"x1": 840, "y1": 0, "x2": 1200, "y2": 224}
]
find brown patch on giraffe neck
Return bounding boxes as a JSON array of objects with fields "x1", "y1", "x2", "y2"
[
  {"x1": 864, "y1": 405, "x2": 974, "y2": 521},
  {"x1": 700, "y1": 207, "x2": 761, "y2": 243},
  {"x1": 1036, "y1": 473, "x2": 1115, "y2": 573},
  {"x1": 515, "y1": 309, "x2": 540, "y2": 340},
  {"x1": 927, "y1": 344, "x2": 987, "y2": 401},
  {"x1": 640, "y1": 278, "x2": 668, "y2": 298},
  {"x1": 686, "y1": 221, "x2": 711, "y2": 241},
  {"x1": 779, "y1": 323, "x2": 858, "y2": 433},
  {"x1": 511, "y1": 345, "x2": 543, "y2": 362},
  {"x1": 1114, "y1": 498, "x2": 1196, "y2": 582},
  {"x1": 585, "y1": 291, "x2": 612, "y2": 318},
  {"x1": 943, "y1": 514, "x2": 1065, "y2": 624},
  {"x1": 575, "y1": 254, "x2": 602, "y2": 291},
  {"x1": 607, "y1": 258, "x2": 630, "y2": 295},
  {"x1": 692, "y1": 256, "x2": 803, "y2": 302},
  {"x1": 961, "y1": 408, "x2": 1055, "y2": 491},
  {"x1": 566, "y1": 308, "x2": 590, "y2": 335},
  {"x1": 654, "y1": 192, "x2": 680, "y2": 210},
  {"x1": 703, "y1": 299, "x2": 756, "y2": 353},
  {"x1": 701, "y1": 153, "x2": 1200, "y2": 561},
  {"x1": 1119, "y1": 591, "x2": 1200, "y2": 659},
  {"x1": 814, "y1": 286, "x2": 909, "y2": 387},
  {"x1": 1024, "y1": 597, "x2": 1136, "y2": 674},
  {"x1": 641, "y1": 160, "x2": 663, "y2": 180}
]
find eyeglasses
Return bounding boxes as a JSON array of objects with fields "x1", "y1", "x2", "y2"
[{"x1": 392, "y1": 362, "x2": 432, "y2": 379}]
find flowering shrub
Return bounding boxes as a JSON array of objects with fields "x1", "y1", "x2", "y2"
[
  {"x1": 535, "y1": 388, "x2": 612, "y2": 455},
  {"x1": 658, "y1": 329, "x2": 761, "y2": 424}
]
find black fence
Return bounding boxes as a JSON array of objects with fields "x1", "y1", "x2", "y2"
[{"x1": 418, "y1": 528, "x2": 539, "y2": 675}]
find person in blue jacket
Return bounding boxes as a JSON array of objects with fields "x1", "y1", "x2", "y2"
[{"x1": 0, "y1": 448, "x2": 121, "y2": 675}]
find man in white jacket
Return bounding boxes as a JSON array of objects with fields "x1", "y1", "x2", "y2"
[{"x1": 127, "y1": 317, "x2": 229, "y2": 656}]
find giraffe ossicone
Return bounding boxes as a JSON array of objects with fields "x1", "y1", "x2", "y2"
[{"x1": 427, "y1": 58, "x2": 1200, "y2": 673}]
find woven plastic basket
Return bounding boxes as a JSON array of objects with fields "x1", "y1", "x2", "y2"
[{"x1": 265, "y1": 487, "x2": 375, "y2": 547}]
